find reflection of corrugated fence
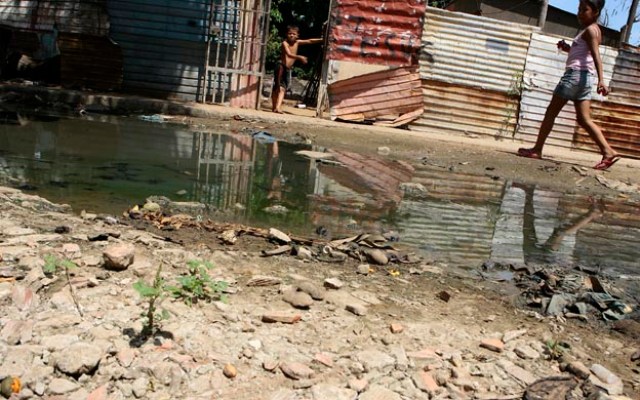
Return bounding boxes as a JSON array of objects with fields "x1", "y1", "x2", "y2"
[{"x1": 398, "y1": 167, "x2": 503, "y2": 266}]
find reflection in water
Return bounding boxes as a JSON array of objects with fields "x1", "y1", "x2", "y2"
[
  {"x1": 1, "y1": 113, "x2": 639, "y2": 274},
  {"x1": 520, "y1": 183, "x2": 603, "y2": 265},
  {"x1": 399, "y1": 168, "x2": 640, "y2": 274}
]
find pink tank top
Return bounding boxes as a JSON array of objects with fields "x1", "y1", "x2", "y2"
[{"x1": 565, "y1": 25, "x2": 600, "y2": 74}]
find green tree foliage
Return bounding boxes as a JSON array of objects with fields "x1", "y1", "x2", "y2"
[{"x1": 429, "y1": 0, "x2": 450, "y2": 7}]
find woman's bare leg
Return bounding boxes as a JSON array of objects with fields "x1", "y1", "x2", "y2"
[
  {"x1": 530, "y1": 95, "x2": 569, "y2": 154},
  {"x1": 574, "y1": 99, "x2": 617, "y2": 158}
]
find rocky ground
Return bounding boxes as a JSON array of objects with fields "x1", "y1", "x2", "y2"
[{"x1": 1, "y1": 184, "x2": 639, "y2": 400}]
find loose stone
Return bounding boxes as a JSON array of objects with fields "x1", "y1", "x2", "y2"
[
  {"x1": 223, "y1": 364, "x2": 237, "y2": 379},
  {"x1": 480, "y1": 338, "x2": 504, "y2": 353},
  {"x1": 280, "y1": 362, "x2": 314, "y2": 380}
]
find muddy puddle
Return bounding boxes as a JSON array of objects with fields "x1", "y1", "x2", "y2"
[{"x1": 1, "y1": 111, "x2": 639, "y2": 279}]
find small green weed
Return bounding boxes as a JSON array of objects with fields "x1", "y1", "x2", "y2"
[
  {"x1": 43, "y1": 254, "x2": 83, "y2": 317},
  {"x1": 133, "y1": 264, "x2": 170, "y2": 336},
  {"x1": 545, "y1": 338, "x2": 570, "y2": 360},
  {"x1": 165, "y1": 260, "x2": 228, "y2": 306},
  {"x1": 43, "y1": 254, "x2": 77, "y2": 274}
]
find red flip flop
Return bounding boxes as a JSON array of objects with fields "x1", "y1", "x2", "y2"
[
  {"x1": 593, "y1": 155, "x2": 621, "y2": 170},
  {"x1": 517, "y1": 148, "x2": 542, "y2": 159}
]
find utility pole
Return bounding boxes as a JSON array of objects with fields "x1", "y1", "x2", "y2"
[
  {"x1": 622, "y1": 0, "x2": 640, "y2": 43},
  {"x1": 538, "y1": 0, "x2": 549, "y2": 28}
]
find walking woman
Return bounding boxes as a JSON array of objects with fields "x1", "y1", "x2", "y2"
[{"x1": 518, "y1": 0, "x2": 620, "y2": 170}]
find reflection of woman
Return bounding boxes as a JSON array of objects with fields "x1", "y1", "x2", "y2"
[{"x1": 520, "y1": 183, "x2": 603, "y2": 264}]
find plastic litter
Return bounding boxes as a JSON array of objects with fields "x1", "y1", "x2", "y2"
[{"x1": 252, "y1": 131, "x2": 277, "y2": 144}]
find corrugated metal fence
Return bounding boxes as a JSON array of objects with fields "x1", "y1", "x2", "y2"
[
  {"x1": 409, "y1": 7, "x2": 640, "y2": 159},
  {"x1": 108, "y1": 0, "x2": 209, "y2": 100},
  {"x1": 0, "y1": 0, "x2": 109, "y2": 35},
  {"x1": 412, "y1": 8, "x2": 534, "y2": 139},
  {"x1": 1, "y1": 0, "x2": 270, "y2": 105}
]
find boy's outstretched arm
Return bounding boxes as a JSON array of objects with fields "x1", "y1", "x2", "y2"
[{"x1": 297, "y1": 38, "x2": 323, "y2": 45}]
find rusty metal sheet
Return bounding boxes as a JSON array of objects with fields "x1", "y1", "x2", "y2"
[
  {"x1": 573, "y1": 101, "x2": 640, "y2": 159},
  {"x1": 58, "y1": 33, "x2": 122, "y2": 91},
  {"x1": 411, "y1": 8, "x2": 531, "y2": 138},
  {"x1": 607, "y1": 47, "x2": 640, "y2": 106},
  {"x1": 411, "y1": 166, "x2": 503, "y2": 203},
  {"x1": 419, "y1": 7, "x2": 534, "y2": 93},
  {"x1": 411, "y1": 79, "x2": 519, "y2": 139},
  {"x1": 326, "y1": 0, "x2": 426, "y2": 67},
  {"x1": 560, "y1": 195, "x2": 640, "y2": 272},
  {"x1": 517, "y1": 32, "x2": 618, "y2": 151},
  {"x1": 318, "y1": 149, "x2": 414, "y2": 205},
  {"x1": 328, "y1": 66, "x2": 423, "y2": 123},
  {"x1": 0, "y1": 0, "x2": 109, "y2": 36},
  {"x1": 228, "y1": 0, "x2": 267, "y2": 109}
]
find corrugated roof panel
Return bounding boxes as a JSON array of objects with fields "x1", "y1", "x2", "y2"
[
  {"x1": 328, "y1": 66, "x2": 423, "y2": 123},
  {"x1": 419, "y1": 7, "x2": 534, "y2": 93},
  {"x1": 517, "y1": 32, "x2": 618, "y2": 150},
  {"x1": 398, "y1": 199, "x2": 496, "y2": 266},
  {"x1": 410, "y1": 166, "x2": 504, "y2": 204},
  {"x1": 326, "y1": 0, "x2": 426, "y2": 67},
  {"x1": 0, "y1": 0, "x2": 109, "y2": 36}
]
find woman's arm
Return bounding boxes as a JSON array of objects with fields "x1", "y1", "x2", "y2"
[{"x1": 584, "y1": 25, "x2": 608, "y2": 96}]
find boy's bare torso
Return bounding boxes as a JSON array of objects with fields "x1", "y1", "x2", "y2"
[{"x1": 281, "y1": 41, "x2": 300, "y2": 68}]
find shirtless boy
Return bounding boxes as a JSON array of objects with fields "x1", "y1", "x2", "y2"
[{"x1": 271, "y1": 25, "x2": 322, "y2": 113}]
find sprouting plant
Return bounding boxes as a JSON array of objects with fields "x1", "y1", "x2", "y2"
[
  {"x1": 43, "y1": 255, "x2": 83, "y2": 317},
  {"x1": 165, "y1": 260, "x2": 228, "y2": 306},
  {"x1": 497, "y1": 71, "x2": 525, "y2": 140},
  {"x1": 545, "y1": 338, "x2": 570, "y2": 360},
  {"x1": 133, "y1": 263, "x2": 170, "y2": 336}
]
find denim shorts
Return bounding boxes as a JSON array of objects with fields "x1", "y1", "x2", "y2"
[{"x1": 553, "y1": 68, "x2": 594, "y2": 101}]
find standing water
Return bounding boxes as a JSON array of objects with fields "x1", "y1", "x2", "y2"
[{"x1": 1, "y1": 111, "x2": 639, "y2": 276}]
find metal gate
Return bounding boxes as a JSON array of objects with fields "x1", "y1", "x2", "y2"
[{"x1": 202, "y1": 0, "x2": 271, "y2": 108}]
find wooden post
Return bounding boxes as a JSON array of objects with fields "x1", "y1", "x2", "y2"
[
  {"x1": 623, "y1": 0, "x2": 640, "y2": 44},
  {"x1": 200, "y1": 0, "x2": 216, "y2": 103},
  {"x1": 538, "y1": 0, "x2": 549, "y2": 29},
  {"x1": 316, "y1": 0, "x2": 333, "y2": 118}
]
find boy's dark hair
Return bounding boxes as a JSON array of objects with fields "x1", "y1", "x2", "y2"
[
  {"x1": 584, "y1": 0, "x2": 605, "y2": 14},
  {"x1": 286, "y1": 25, "x2": 300, "y2": 33}
]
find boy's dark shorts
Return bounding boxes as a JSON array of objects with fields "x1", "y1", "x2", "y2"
[{"x1": 273, "y1": 63, "x2": 290, "y2": 89}]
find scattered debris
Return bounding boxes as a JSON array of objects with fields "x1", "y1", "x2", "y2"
[
  {"x1": 595, "y1": 175, "x2": 639, "y2": 194},
  {"x1": 139, "y1": 114, "x2": 175, "y2": 123},
  {"x1": 436, "y1": 290, "x2": 451, "y2": 303}
]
